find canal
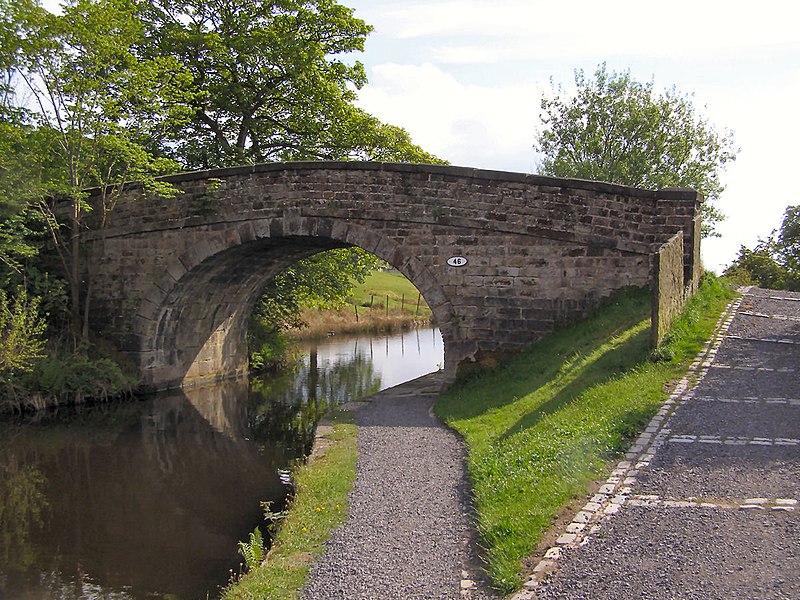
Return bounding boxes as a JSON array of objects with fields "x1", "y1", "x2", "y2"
[{"x1": 0, "y1": 327, "x2": 443, "y2": 599}]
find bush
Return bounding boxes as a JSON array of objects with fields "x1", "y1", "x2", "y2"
[
  {"x1": 2, "y1": 348, "x2": 139, "y2": 413},
  {"x1": 0, "y1": 288, "x2": 47, "y2": 377},
  {"x1": 248, "y1": 326, "x2": 301, "y2": 373}
]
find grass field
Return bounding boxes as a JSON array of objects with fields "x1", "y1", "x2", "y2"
[
  {"x1": 349, "y1": 270, "x2": 432, "y2": 316},
  {"x1": 293, "y1": 271, "x2": 433, "y2": 339}
]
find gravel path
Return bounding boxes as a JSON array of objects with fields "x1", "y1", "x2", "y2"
[
  {"x1": 301, "y1": 372, "x2": 498, "y2": 600},
  {"x1": 528, "y1": 287, "x2": 800, "y2": 600}
]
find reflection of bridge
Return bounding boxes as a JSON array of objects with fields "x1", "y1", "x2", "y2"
[{"x1": 85, "y1": 162, "x2": 701, "y2": 390}]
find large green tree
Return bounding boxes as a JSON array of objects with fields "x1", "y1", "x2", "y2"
[
  {"x1": 138, "y1": 0, "x2": 438, "y2": 168},
  {"x1": 535, "y1": 64, "x2": 738, "y2": 235},
  {"x1": 3, "y1": 0, "x2": 194, "y2": 342}
]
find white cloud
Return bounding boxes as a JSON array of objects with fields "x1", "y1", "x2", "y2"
[
  {"x1": 357, "y1": 62, "x2": 545, "y2": 171},
  {"x1": 360, "y1": 0, "x2": 800, "y2": 64}
]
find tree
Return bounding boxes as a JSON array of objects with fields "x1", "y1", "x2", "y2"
[
  {"x1": 248, "y1": 248, "x2": 382, "y2": 370},
  {"x1": 776, "y1": 205, "x2": 800, "y2": 273},
  {"x1": 724, "y1": 205, "x2": 800, "y2": 291},
  {"x1": 3, "y1": 0, "x2": 194, "y2": 343},
  {"x1": 138, "y1": 0, "x2": 439, "y2": 168},
  {"x1": 535, "y1": 64, "x2": 738, "y2": 235},
  {"x1": 0, "y1": 288, "x2": 46, "y2": 380},
  {"x1": 0, "y1": 1, "x2": 40, "y2": 272}
]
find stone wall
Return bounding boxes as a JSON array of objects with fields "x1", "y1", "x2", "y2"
[
  {"x1": 650, "y1": 232, "x2": 686, "y2": 347},
  {"x1": 83, "y1": 162, "x2": 702, "y2": 389}
]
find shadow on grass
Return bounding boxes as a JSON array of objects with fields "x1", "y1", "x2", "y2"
[
  {"x1": 498, "y1": 325, "x2": 650, "y2": 443},
  {"x1": 438, "y1": 288, "x2": 652, "y2": 433}
]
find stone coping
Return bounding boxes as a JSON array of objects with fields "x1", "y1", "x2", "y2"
[{"x1": 86, "y1": 160, "x2": 700, "y2": 201}]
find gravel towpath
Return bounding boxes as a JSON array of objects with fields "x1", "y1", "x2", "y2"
[
  {"x1": 527, "y1": 287, "x2": 800, "y2": 600},
  {"x1": 301, "y1": 372, "x2": 498, "y2": 600}
]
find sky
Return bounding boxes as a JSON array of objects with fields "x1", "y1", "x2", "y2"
[{"x1": 344, "y1": 0, "x2": 800, "y2": 272}]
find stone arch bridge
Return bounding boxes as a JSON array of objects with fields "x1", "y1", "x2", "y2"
[{"x1": 84, "y1": 162, "x2": 701, "y2": 390}]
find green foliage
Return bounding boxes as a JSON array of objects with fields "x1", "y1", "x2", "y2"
[
  {"x1": 138, "y1": 0, "x2": 440, "y2": 168},
  {"x1": 7, "y1": 0, "x2": 190, "y2": 193},
  {"x1": 724, "y1": 245, "x2": 797, "y2": 290},
  {"x1": 248, "y1": 327, "x2": 298, "y2": 373},
  {"x1": 324, "y1": 108, "x2": 446, "y2": 164},
  {"x1": 778, "y1": 205, "x2": 800, "y2": 272},
  {"x1": 536, "y1": 64, "x2": 738, "y2": 236},
  {"x1": 0, "y1": 208, "x2": 38, "y2": 280},
  {"x1": 2, "y1": 0, "x2": 192, "y2": 339},
  {"x1": 262, "y1": 248, "x2": 382, "y2": 324},
  {"x1": 238, "y1": 526, "x2": 266, "y2": 572},
  {"x1": 0, "y1": 288, "x2": 46, "y2": 378},
  {"x1": 435, "y1": 277, "x2": 735, "y2": 592},
  {"x1": 724, "y1": 205, "x2": 800, "y2": 290},
  {"x1": 248, "y1": 248, "x2": 382, "y2": 368},
  {"x1": 260, "y1": 500, "x2": 288, "y2": 534},
  {"x1": 18, "y1": 351, "x2": 138, "y2": 407}
]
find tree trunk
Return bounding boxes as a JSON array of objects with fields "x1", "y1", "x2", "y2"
[{"x1": 70, "y1": 197, "x2": 82, "y2": 349}]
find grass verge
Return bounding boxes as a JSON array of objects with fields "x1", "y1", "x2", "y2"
[
  {"x1": 292, "y1": 271, "x2": 434, "y2": 339},
  {"x1": 434, "y1": 275, "x2": 736, "y2": 593},
  {"x1": 350, "y1": 270, "x2": 431, "y2": 313},
  {"x1": 223, "y1": 409, "x2": 357, "y2": 599}
]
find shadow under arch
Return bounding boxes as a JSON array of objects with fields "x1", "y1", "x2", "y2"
[{"x1": 134, "y1": 216, "x2": 460, "y2": 390}]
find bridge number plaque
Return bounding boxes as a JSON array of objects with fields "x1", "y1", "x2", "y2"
[{"x1": 446, "y1": 256, "x2": 468, "y2": 267}]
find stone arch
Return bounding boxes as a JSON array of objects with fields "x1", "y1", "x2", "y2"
[{"x1": 135, "y1": 214, "x2": 459, "y2": 389}]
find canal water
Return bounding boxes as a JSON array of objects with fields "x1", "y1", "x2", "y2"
[{"x1": 0, "y1": 327, "x2": 443, "y2": 600}]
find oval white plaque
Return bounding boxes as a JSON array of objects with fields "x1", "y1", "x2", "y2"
[{"x1": 447, "y1": 256, "x2": 468, "y2": 267}]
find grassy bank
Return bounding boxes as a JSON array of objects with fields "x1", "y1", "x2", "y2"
[
  {"x1": 223, "y1": 409, "x2": 357, "y2": 600},
  {"x1": 292, "y1": 271, "x2": 434, "y2": 340},
  {"x1": 434, "y1": 276, "x2": 736, "y2": 593}
]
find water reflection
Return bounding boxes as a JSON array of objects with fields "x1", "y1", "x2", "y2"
[
  {"x1": 0, "y1": 382, "x2": 287, "y2": 600},
  {"x1": 0, "y1": 327, "x2": 443, "y2": 599},
  {"x1": 299, "y1": 326, "x2": 443, "y2": 392}
]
